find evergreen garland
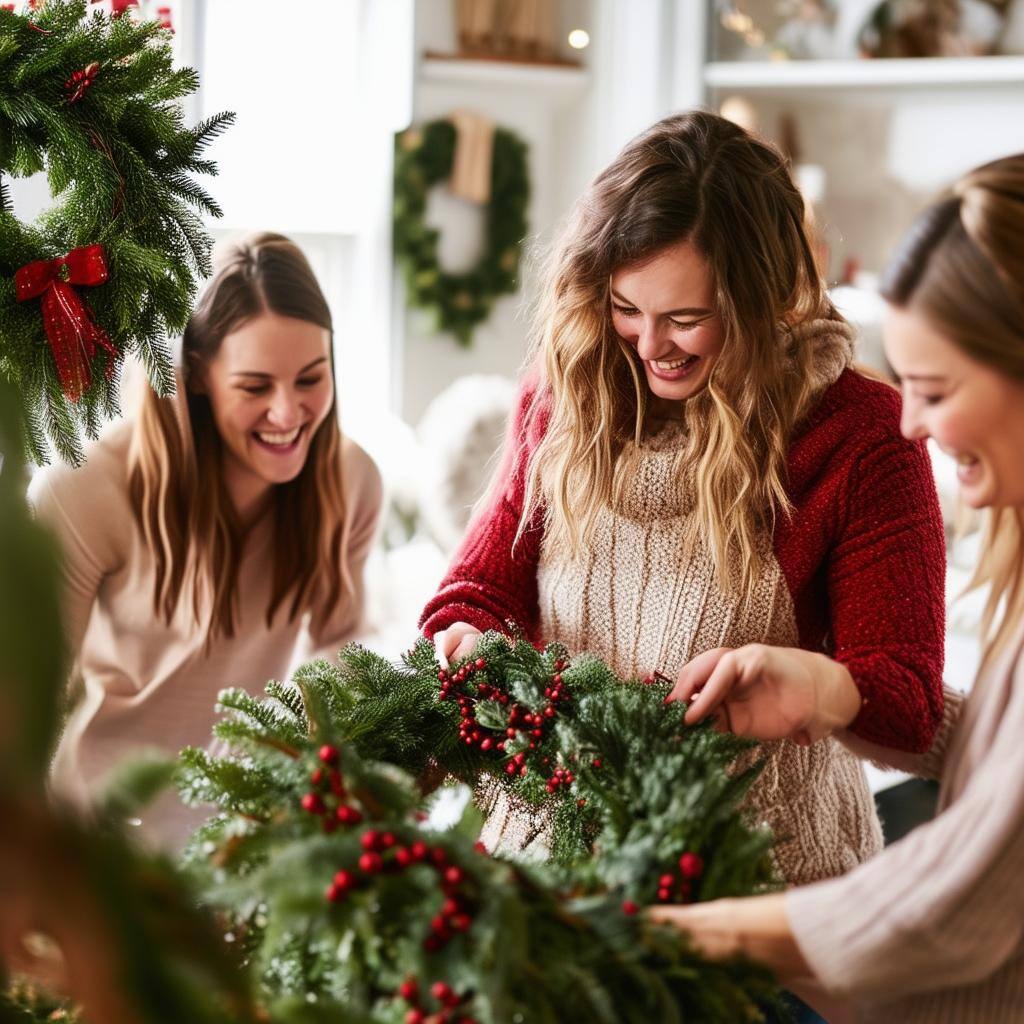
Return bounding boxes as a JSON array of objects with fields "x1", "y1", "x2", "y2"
[
  {"x1": 393, "y1": 119, "x2": 528, "y2": 348},
  {"x1": 0, "y1": 0, "x2": 232, "y2": 465},
  {"x1": 175, "y1": 635, "x2": 785, "y2": 1022}
]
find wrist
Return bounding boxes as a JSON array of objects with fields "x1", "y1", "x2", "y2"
[{"x1": 812, "y1": 655, "x2": 862, "y2": 737}]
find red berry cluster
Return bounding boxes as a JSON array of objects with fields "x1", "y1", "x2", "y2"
[
  {"x1": 326, "y1": 832, "x2": 477, "y2": 953},
  {"x1": 438, "y1": 657, "x2": 572, "y2": 786},
  {"x1": 544, "y1": 766, "x2": 575, "y2": 795},
  {"x1": 300, "y1": 744, "x2": 364, "y2": 833},
  {"x1": 655, "y1": 852, "x2": 704, "y2": 903},
  {"x1": 398, "y1": 978, "x2": 477, "y2": 1024}
]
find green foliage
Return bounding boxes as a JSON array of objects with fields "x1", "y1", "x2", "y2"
[
  {"x1": 177, "y1": 634, "x2": 785, "y2": 1022},
  {"x1": 0, "y1": 0, "x2": 233, "y2": 464},
  {"x1": 393, "y1": 119, "x2": 529, "y2": 347}
]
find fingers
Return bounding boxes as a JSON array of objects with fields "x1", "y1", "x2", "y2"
[
  {"x1": 452, "y1": 632, "x2": 480, "y2": 663},
  {"x1": 433, "y1": 623, "x2": 482, "y2": 670},
  {"x1": 668, "y1": 647, "x2": 730, "y2": 703},
  {"x1": 684, "y1": 645, "x2": 767, "y2": 726}
]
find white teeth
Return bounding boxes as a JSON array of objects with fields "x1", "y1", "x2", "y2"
[
  {"x1": 256, "y1": 427, "x2": 301, "y2": 446},
  {"x1": 653, "y1": 355, "x2": 696, "y2": 370}
]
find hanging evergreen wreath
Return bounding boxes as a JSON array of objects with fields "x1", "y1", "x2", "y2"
[
  {"x1": 393, "y1": 118, "x2": 529, "y2": 348},
  {"x1": 0, "y1": 0, "x2": 232, "y2": 465}
]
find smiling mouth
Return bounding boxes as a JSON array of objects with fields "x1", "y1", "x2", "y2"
[
  {"x1": 253, "y1": 424, "x2": 308, "y2": 452},
  {"x1": 647, "y1": 354, "x2": 700, "y2": 380}
]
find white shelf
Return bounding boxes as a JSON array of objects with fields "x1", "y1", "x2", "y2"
[
  {"x1": 421, "y1": 56, "x2": 589, "y2": 99},
  {"x1": 705, "y1": 55, "x2": 1024, "y2": 92}
]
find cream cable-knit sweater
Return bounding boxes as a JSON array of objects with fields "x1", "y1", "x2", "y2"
[{"x1": 479, "y1": 324, "x2": 885, "y2": 885}]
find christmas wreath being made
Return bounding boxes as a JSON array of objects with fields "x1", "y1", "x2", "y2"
[
  {"x1": 393, "y1": 118, "x2": 529, "y2": 348},
  {"x1": 0, "y1": 0, "x2": 232, "y2": 464}
]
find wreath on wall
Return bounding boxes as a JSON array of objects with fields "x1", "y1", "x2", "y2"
[
  {"x1": 393, "y1": 118, "x2": 529, "y2": 348},
  {"x1": 0, "y1": 0, "x2": 231, "y2": 464}
]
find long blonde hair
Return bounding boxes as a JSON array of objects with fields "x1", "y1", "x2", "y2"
[
  {"x1": 519, "y1": 111, "x2": 840, "y2": 598},
  {"x1": 128, "y1": 232, "x2": 350, "y2": 641},
  {"x1": 880, "y1": 154, "x2": 1024, "y2": 661}
]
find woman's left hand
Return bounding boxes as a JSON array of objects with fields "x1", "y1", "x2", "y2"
[{"x1": 667, "y1": 644, "x2": 862, "y2": 745}]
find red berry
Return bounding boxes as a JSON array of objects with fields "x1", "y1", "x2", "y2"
[
  {"x1": 443, "y1": 866, "x2": 464, "y2": 887},
  {"x1": 325, "y1": 882, "x2": 344, "y2": 902},
  {"x1": 450, "y1": 913, "x2": 472, "y2": 932},
  {"x1": 405, "y1": 1010, "x2": 425, "y2": 1024},
  {"x1": 318, "y1": 744, "x2": 339, "y2": 765},
  {"x1": 310, "y1": 767, "x2": 324, "y2": 786},
  {"x1": 480, "y1": 738, "x2": 493, "y2": 751},
  {"x1": 591, "y1": 758, "x2": 602, "y2": 769},
  {"x1": 359, "y1": 852, "x2": 383, "y2": 874},
  {"x1": 577, "y1": 798, "x2": 586, "y2": 808},
  {"x1": 399, "y1": 978, "x2": 419, "y2": 1003},
  {"x1": 333, "y1": 869, "x2": 356, "y2": 890},
  {"x1": 519, "y1": 765, "x2": 528, "y2": 776},
  {"x1": 329, "y1": 770, "x2": 345, "y2": 796},
  {"x1": 336, "y1": 805, "x2": 362, "y2": 825},
  {"x1": 423, "y1": 935, "x2": 441, "y2": 953},
  {"x1": 622, "y1": 900, "x2": 639, "y2": 916},
  {"x1": 544, "y1": 706, "x2": 556, "y2": 719},
  {"x1": 475, "y1": 657, "x2": 486, "y2": 669},
  {"x1": 657, "y1": 887, "x2": 672, "y2": 902},
  {"x1": 431, "y1": 847, "x2": 448, "y2": 868},
  {"x1": 322, "y1": 818, "x2": 338, "y2": 834},
  {"x1": 678, "y1": 852, "x2": 704, "y2": 879},
  {"x1": 659, "y1": 873, "x2": 675, "y2": 889},
  {"x1": 430, "y1": 981, "x2": 454, "y2": 1004},
  {"x1": 381, "y1": 832, "x2": 396, "y2": 849},
  {"x1": 301, "y1": 792, "x2": 325, "y2": 815},
  {"x1": 361, "y1": 830, "x2": 381, "y2": 851},
  {"x1": 442, "y1": 898, "x2": 460, "y2": 917},
  {"x1": 395, "y1": 847, "x2": 413, "y2": 868},
  {"x1": 411, "y1": 840, "x2": 428, "y2": 861},
  {"x1": 473, "y1": 841, "x2": 488, "y2": 855},
  {"x1": 437, "y1": 670, "x2": 447, "y2": 682}
]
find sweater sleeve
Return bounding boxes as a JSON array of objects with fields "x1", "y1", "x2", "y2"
[
  {"x1": 837, "y1": 686, "x2": 965, "y2": 782},
  {"x1": 828, "y1": 434, "x2": 947, "y2": 752},
  {"x1": 27, "y1": 449, "x2": 127, "y2": 663},
  {"x1": 419, "y1": 382, "x2": 545, "y2": 641},
  {"x1": 787, "y1": 651, "x2": 1024, "y2": 1000},
  {"x1": 303, "y1": 441, "x2": 383, "y2": 662}
]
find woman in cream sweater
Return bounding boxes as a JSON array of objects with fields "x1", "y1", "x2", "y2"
[
  {"x1": 31, "y1": 233, "x2": 381, "y2": 847},
  {"x1": 659, "y1": 155, "x2": 1024, "y2": 1022}
]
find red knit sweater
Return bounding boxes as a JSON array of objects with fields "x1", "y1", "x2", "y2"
[{"x1": 421, "y1": 369, "x2": 947, "y2": 753}]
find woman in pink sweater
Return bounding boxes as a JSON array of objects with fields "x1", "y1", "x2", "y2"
[
  {"x1": 31, "y1": 233, "x2": 381, "y2": 847},
  {"x1": 420, "y1": 111, "x2": 946, "y2": 895},
  {"x1": 657, "y1": 155, "x2": 1024, "y2": 1022}
]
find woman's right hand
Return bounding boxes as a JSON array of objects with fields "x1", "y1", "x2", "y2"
[{"x1": 433, "y1": 621, "x2": 483, "y2": 669}]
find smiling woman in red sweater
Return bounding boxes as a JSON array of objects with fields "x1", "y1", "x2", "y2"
[{"x1": 420, "y1": 112, "x2": 946, "y2": 894}]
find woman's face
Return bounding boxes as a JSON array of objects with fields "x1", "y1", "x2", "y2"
[
  {"x1": 198, "y1": 311, "x2": 334, "y2": 512},
  {"x1": 884, "y1": 303, "x2": 1024, "y2": 509},
  {"x1": 610, "y1": 238, "x2": 724, "y2": 410}
]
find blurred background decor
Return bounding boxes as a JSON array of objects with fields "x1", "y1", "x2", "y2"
[{"x1": 393, "y1": 114, "x2": 529, "y2": 347}]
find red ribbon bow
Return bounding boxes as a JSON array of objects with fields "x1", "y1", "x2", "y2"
[{"x1": 14, "y1": 245, "x2": 118, "y2": 402}]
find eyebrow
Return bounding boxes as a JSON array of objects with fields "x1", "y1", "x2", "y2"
[
  {"x1": 610, "y1": 289, "x2": 713, "y2": 317},
  {"x1": 231, "y1": 356, "x2": 328, "y2": 379},
  {"x1": 895, "y1": 373, "x2": 948, "y2": 383}
]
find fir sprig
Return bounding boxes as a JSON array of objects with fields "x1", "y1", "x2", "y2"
[{"x1": 0, "y1": 0, "x2": 233, "y2": 463}]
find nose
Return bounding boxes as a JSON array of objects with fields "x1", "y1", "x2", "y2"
[
  {"x1": 633, "y1": 316, "x2": 667, "y2": 361},
  {"x1": 899, "y1": 394, "x2": 929, "y2": 442},
  {"x1": 265, "y1": 388, "x2": 301, "y2": 429}
]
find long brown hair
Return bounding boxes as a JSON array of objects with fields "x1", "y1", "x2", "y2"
[
  {"x1": 880, "y1": 154, "x2": 1024, "y2": 660},
  {"x1": 520, "y1": 110, "x2": 843, "y2": 598},
  {"x1": 128, "y1": 232, "x2": 350, "y2": 641}
]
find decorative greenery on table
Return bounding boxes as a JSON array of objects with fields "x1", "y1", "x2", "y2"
[
  {"x1": 393, "y1": 118, "x2": 529, "y2": 348},
  {"x1": 0, "y1": 0, "x2": 232, "y2": 465}
]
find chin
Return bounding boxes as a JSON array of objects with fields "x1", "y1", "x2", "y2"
[{"x1": 645, "y1": 368, "x2": 708, "y2": 403}]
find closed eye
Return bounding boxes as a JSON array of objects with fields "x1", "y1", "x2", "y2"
[{"x1": 297, "y1": 375, "x2": 324, "y2": 388}]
